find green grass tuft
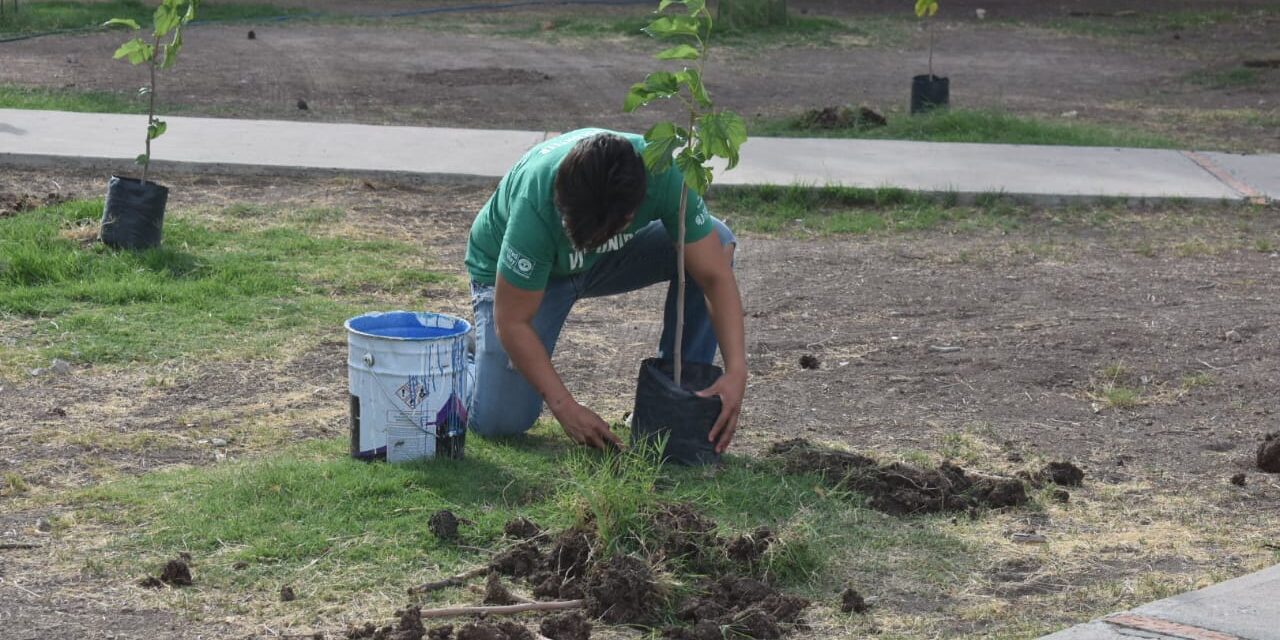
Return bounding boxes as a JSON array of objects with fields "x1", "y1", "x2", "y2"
[
  {"x1": 707, "y1": 184, "x2": 1031, "y2": 236},
  {"x1": 1186, "y1": 67, "x2": 1264, "y2": 89},
  {"x1": 0, "y1": 84, "x2": 150, "y2": 113},
  {"x1": 753, "y1": 108, "x2": 1180, "y2": 148},
  {"x1": 0, "y1": 0, "x2": 308, "y2": 36},
  {"x1": 0, "y1": 199, "x2": 450, "y2": 369}
]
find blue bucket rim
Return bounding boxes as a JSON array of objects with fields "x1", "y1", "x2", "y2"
[{"x1": 344, "y1": 310, "x2": 472, "y2": 341}]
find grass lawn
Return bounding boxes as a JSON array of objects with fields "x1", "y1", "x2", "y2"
[
  {"x1": 0, "y1": 0, "x2": 308, "y2": 36},
  {"x1": 752, "y1": 108, "x2": 1181, "y2": 149}
]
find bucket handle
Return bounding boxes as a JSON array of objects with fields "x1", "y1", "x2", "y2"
[{"x1": 363, "y1": 353, "x2": 375, "y2": 366}]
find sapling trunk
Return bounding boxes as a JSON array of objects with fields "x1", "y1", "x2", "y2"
[
  {"x1": 928, "y1": 24, "x2": 935, "y2": 78},
  {"x1": 141, "y1": 34, "x2": 160, "y2": 184},
  {"x1": 672, "y1": 104, "x2": 699, "y2": 388}
]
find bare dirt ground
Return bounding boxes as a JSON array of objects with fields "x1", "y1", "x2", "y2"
[
  {"x1": 2, "y1": 0, "x2": 1278, "y2": 151},
  {"x1": 2, "y1": 170, "x2": 1278, "y2": 638}
]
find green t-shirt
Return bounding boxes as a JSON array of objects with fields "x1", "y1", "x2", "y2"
[{"x1": 465, "y1": 128, "x2": 713, "y2": 291}]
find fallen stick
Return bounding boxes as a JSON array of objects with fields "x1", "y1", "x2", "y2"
[
  {"x1": 0, "y1": 542, "x2": 43, "y2": 550},
  {"x1": 408, "y1": 566, "x2": 491, "y2": 595},
  {"x1": 417, "y1": 599, "x2": 585, "y2": 619}
]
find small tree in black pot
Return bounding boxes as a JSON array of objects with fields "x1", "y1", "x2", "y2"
[
  {"x1": 911, "y1": 0, "x2": 949, "y2": 114},
  {"x1": 100, "y1": 0, "x2": 199, "y2": 250},
  {"x1": 624, "y1": 0, "x2": 747, "y2": 465}
]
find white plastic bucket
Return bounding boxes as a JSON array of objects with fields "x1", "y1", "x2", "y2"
[{"x1": 345, "y1": 311, "x2": 471, "y2": 461}]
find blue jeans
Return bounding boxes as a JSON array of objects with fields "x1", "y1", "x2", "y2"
[{"x1": 468, "y1": 219, "x2": 737, "y2": 437}]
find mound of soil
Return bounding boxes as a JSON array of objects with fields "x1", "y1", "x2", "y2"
[
  {"x1": 646, "y1": 502, "x2": 720, "y2": 562},
  {"x1": 547, "y1": 525, "x2": 597, "y2": 579},
  {"x1": 347, "y1": 606, "x2": 426, "y2": 640},
  {"x1": 455, "y1": 621, "x2": 534, "y2": 640},
  {"x1": 668, "y1": 575, "x2": 809, "y2": 640},
  {"x1": 584, "y1": 555, "x2": 660, "y2": 625},
  {"x1": 726, "y1": 527, "x2": 774, "y2": 568},
  {"x1": 429, "y1": 510, "x2": 461, "y2": 541},
  {"x1": 1045, "y1": 462, "x2": 1085, "y2": 486},
  {"x1": 492, "y1": 542, "x2": 543, "y2": 579},
  {"x1": 503, "y1": 517, "x2": 542, "y2": 540},
  {"x1": 540, "y1": 611, "x2": 592, "y2": 640},
  {"x1": 797, "y1": 106, "x2": 887, "y2": 131},
  {"x1": 769, "y1": 439, "x2": 1028, "y2": 515},
  {"x1": 139, "y1": 557, "x2": 193, "y2": 588},
  {"x1": 483, "y1": 572, "x2": 521, "y2": 606},
  {"x1": 839, "y1": 587, "x2": 868, "y2": 614},
  {"x1": 0, "y1": 192, "x2": 65, "y2": 218},
  {"x1": 1258, "y1": 433, "x2": 1280, "y2": 473}
]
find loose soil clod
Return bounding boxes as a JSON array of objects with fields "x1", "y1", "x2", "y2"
[
  {"x1": 770, "y1": 439, "x2": 1027, "y2": 515},
  {"x1": 1230, "y1": 473, "x2": 1247, "y2": 487},
  {"x1": 0, "y1": 192, "x2": 65, "y2": 218},
  {"x1": 503, "y1": 517, "x2": 542, "y2": 540},
  {"x1": 798, "y1": 354, "x2": 820, "y2": 370},
  {"x1": 583, "y1": 555, "x2": 660, "y2": 625},
  {"x1": 483, "y1": 572, "x2": 522, "y2": 606},
  {"x1": 669, "y1": 575, "x2": 809, "y2": 640},
  {"x1": 839, "y1": 587, "x2": 868, "y2": 614},
  {"x1": 547, "y1": 526, "x2": 596, "y2": 580},
  {"x1": 1257, "y1": 433, "x2": 1280, "y2": 473},
  {"x1": 430, "y1": 510, "x2": 461, "y2": 542},
  {"x1": 539, "y1": 611, "x2": 592, "y2": 640},
  {"x1": 1045, "y1": 462, "x2": 1085, "y2": 486},
  {"x1": 281, "y1": 584, "x2": 297, "y2": 602},
  {"x1": 455, "y1": 621, "x2": 534, "y2": 640},
  {"x1": 726, "y1": 527, "x2": 774, "y2": 568},
  {"x1": 346, "y1": 606, "x2": 427, "y2": 640},
  {"x1": 140, "y1": 557, "x2": 193, "y2": 588},
  {"x1": 646, "y1": 502, "x2": 720, "y2": 562},
  {"x1": 797, "y1": 106, "x2": 887, "y2": 130},
  {"x1": 492, "y1": 542, "x2": 543, "y2": 579}
]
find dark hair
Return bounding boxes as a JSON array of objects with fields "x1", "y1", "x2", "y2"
[{"x1": 554, "y1": 133, "x2": 648, "y2": 251}]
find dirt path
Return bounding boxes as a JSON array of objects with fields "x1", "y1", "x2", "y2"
[{"x1": 2, "y1": 1, "x2": 1277, "y2": 151}]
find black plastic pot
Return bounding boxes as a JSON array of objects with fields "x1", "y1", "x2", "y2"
[
  {"x1": 631, "y1": 358, "x2": 722, "y2": 466},
  {"x1": 910, "y1": 74, "x2": 950, "y2": 114},
  {"x1": 101, "y1": 175, "x2": 167, "y2": 250}
]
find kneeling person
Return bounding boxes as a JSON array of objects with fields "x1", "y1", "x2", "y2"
[{"x1": 464, "y1": 129, "x2": 746, "y2": 451}]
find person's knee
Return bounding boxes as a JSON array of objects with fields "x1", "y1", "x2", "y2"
[{"x1": 468, "y1": 398, "x2": 541, "y2": 438}]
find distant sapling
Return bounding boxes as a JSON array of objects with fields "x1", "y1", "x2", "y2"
[
  {"x1": 104, "y1": 0, "x2": 199, "y2": 184},
  {"x1": 623, "y1": 0, "x2": 748, "y2": 385}
]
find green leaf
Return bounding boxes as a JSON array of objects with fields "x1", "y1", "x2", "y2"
[
  {"x1": 135, "y1": 153, "x2": 150, "y2": 166},
  {"x1": 697, "y1": 111, "x2": 748, "y2": 169},
  {"x1": 113, "y1": 39, "x2": 154, "y2": 65},
  {"x1": 675, "y1": 148, "x2": 712, "y2": 196},
  {"x1": 642, "y1": 121, "x2": 684, "y2": 174},
  {"x1": 685, "y1": 0, "x2": 707, "y2": 15},
  {"x1": 147, "y1": 120, "x2": 167, "y2": 140},
  {"x1": 644, "y1": 15, "x2": 700, "y2": 38},
  {"x1": 102, "y1": 18, "x2": 140, "y2": 30},
  {"x1": 678, "y1": 68, "x2": 712, "y2": 108},
  {"x1": 154, "y1": 2, "x2": 180, "y2": 36},
  {"x1": 184, "y1": 0, "x2": 198, "y2": 22},
  {"x1": 624, "y1": 72, "x2": 680, "y2": 112},
  {"x1": 657, "y1": 0, "x2": 683, "y2": 10},
  {"x1": 915, "y1": 0, "x2": 939, "y2": 18},
  {"x1": 656, "y1": 44, "x2": 700, "y2": 60},
  {"x1": 162, "y1": 30, "x2": 183, "y2": 69}
]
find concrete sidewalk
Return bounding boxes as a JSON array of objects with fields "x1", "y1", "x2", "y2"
[
  {"x1": 2, "y1": 109, "x2": 1277, "y2": 205},
  {"x1": 1040, "y1": 564, "x2": 1280, "y2": 640}
]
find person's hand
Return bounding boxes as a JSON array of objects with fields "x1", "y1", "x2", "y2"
[
  {"x1": 697, "y1": 369, "x2": 746, "y2": 453},
  {"x1": 552, "y1": 399, "x2": 623, "y2": 451}
]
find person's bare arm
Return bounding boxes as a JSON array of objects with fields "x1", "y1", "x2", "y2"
[
  {"x1": 683, "y1": 233, "x2": 746, "y2": 453},
  {"x1": 494, "y1": 275, "x2": 622, "y2": 449}
]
